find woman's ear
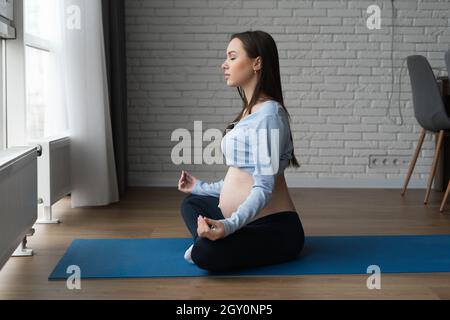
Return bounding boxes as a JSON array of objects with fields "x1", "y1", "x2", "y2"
[{"x1": 253, "y1": 56, "x2": 262, "y2": 71}]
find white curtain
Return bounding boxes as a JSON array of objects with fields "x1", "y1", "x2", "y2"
[{"x1": 53, "y1": 0, "x2": 119, "y2": 207}]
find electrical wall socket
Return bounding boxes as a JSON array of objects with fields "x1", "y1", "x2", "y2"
[{"x1": 368, "y1": 155, "x2": 410, "y2": 169}]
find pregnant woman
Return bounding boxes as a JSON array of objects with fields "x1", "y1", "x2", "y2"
[{"x1": 178, "y1": 30, "x2": 305, "y2": 272}]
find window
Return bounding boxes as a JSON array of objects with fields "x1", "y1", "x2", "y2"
[
  {"x1": 25, "y1": 46, "x2": 50, "y2": 139},
  {"x1": 0, "y1": 0, "x2": 15, "y2": 150},
  {"x1": 24, "y1": 0, "x2": 67, "y2": 141}
]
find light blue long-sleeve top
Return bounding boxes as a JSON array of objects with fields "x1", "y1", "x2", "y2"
[{"x1": 191, "y1": 100, "x2": 294, "y2": 237}]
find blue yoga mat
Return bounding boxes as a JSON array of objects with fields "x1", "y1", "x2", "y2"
[{"x1": 48, "y1": 234, "x2": 450, "y2": 280}]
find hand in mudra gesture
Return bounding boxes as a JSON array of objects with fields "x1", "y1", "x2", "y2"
[
  {"x1": 177, "y1": 170, "x2": 197, "y2": 194},
  {"x1": 197, "y1": 215, "x2": 225, "y2": 241}
]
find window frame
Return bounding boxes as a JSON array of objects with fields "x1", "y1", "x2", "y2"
[{"x1": 0, "y1": 40, "x2": 5, "y2": 150}]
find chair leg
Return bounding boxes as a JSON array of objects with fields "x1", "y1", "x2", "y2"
[
  {"x1": 439, "y1": 180, "x2": 450, "y2": 212},
  {"x1": 424, "y1": 130, "x2": 445, "y2": 204},
  {"x1": 401, "y1": 128, "x2": 426, "y2": 196}
]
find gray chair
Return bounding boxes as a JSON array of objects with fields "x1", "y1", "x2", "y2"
[
  {"x1": 401, "y1": 54, "x2": 450, "y2": 205},
  {"x1": 439, "y1": 50, "x2": 450, "y2": 211}
]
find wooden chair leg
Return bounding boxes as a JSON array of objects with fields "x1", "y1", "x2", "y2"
[
  {"x1": 424, "y1": 130, "x2": 445, "y2": 204},
  {"x1": 401, "y1": 128, "x2": 426, "y2": 196},
  {"x1": 440, "y1": 180, "x2": 450, "y2": 212}
]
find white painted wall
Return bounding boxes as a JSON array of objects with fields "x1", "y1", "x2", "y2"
[{"x1": 125, "y1": 0, "x2": 450, "y2": 188}]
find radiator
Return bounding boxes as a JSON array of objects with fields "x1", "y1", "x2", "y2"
[
  {"x1": 28, "y1": 135, "x2": 71, "y2": 224},
  {"x1": 0, "y1": 146, "x2": 38, "y2": 271}
]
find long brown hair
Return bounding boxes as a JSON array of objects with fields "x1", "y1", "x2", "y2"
[{"x1": 223, "y1": 30, "x2": 300, "y2": 168}]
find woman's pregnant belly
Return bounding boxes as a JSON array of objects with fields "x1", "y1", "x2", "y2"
[{"x1": 218, "y1": 166, "x2": 297, "y2": 221}]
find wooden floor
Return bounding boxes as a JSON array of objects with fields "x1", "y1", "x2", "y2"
[{"x1": 1, "y1": 186, "x2": 450, "y2": 300}]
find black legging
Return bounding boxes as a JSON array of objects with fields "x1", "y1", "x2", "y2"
[{"x1": 180, "y1": 193, "x2": 305, "y2": 272}]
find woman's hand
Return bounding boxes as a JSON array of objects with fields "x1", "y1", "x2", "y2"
[
  {"x1": 178, "y1": 170, "x2": 197, "y2": 194},
  {"x1": 197, "y1": 216, "x2": 225, "y2": 241}
]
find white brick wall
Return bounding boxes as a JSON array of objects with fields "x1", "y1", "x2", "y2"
[{"x1": 125, "y1": 0, "x2": 450, "y2": 188}]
